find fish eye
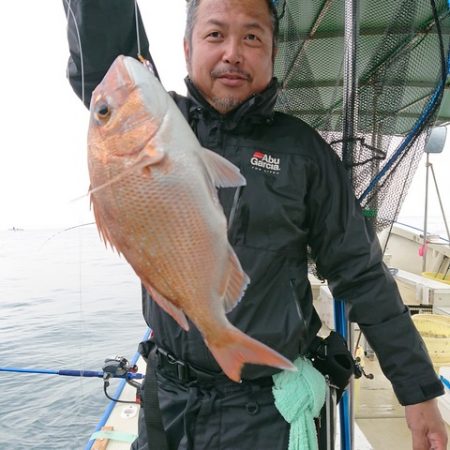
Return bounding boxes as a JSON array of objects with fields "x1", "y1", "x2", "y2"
[{"x1": 95, "y1": 103, "x2": 111, "y2": 121}]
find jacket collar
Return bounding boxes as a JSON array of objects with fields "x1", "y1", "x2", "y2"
[{"x1": 185, "y1": 77, "x2": 279, "y2": 130}]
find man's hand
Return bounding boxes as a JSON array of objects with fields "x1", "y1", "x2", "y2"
[{"x1": 405, "y1": 399, "x2": 448, "y2": 450}]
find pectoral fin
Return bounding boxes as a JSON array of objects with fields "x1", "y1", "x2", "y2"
[
  {"x1": 199, "y1": 147, "x2": 246, "y2": 188},
  {"x1": 140, "y1": 145, "x2": 165, "y2": 166}
]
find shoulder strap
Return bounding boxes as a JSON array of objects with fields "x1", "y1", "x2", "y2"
[{"x1": 142, "y1": 345, "x2": 169, "y2": 450}]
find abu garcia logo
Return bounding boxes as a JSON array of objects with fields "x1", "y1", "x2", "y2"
[{"x1": 250, "y1": 151, "x2": 281, "y2": 174}]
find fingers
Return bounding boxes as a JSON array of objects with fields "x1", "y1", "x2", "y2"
[
  {"x1": 428, "y1": 429, "x2": 448, "y2": 450},
  {"x1": 411, "y1": 430, "x2": 430, "y2": 450},
  {"x1": 406, "y1": 400, "x2": 448, "y2": 450},
  {"x1": 411, "y1": 431, "x2": 447, "y2": 450}
]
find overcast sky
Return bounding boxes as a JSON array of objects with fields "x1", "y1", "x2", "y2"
[
  {"x1": 0, "y1": 1, "x2": 187, "y2": 230},
  {"x1": 0, "y1": 1, "x2": 448, "y2": 233}
]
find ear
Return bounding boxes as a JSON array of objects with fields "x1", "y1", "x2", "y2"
[
  {"x1": 272, "y1": 46, "x2": 278, "y2": 64},
  {"x1": 184, "y1": 38, "x2": 191, "y2": 64}
]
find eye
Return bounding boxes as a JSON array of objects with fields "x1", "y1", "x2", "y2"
[
  {"x1": 95, "y1": 103, "x2": 111, "y2": 121},
  {"x1": 245, "y1": 33, "x2": 262, "y2": 45},
  {"x1": 206, "y1": 31, "x2": 223, "y2": 40}
]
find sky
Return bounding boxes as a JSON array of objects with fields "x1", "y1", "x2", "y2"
[
  {"x1": 0, "y1": 1, "x2": 187, "y2": 230},
  {"x1": 0, "y1": 1, "x2": 449, "y2": 234}
]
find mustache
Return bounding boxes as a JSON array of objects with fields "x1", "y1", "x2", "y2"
[{"x1": 211, "y1": 67, "x2": 251, "y2": 80}]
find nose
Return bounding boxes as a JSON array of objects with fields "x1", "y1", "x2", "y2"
[{"x1": 222, "y1": 38, "x2": 242, "y2": 65}]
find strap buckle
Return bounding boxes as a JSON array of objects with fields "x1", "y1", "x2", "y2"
[{"x1": 156, "y1": 348, "x2": 190, "y2": 382}]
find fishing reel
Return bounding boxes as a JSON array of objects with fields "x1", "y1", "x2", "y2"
[
  {"x1": 353, "y1": 356, "x2": 374, "y2": 380},
  {"x1": 102, "y1": 356, "x2": 138, "y2": 380},
  {"x1": 102, "y1": 356, "x2": 140, "y2": 404}
]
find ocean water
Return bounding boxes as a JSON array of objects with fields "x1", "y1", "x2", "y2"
[
  {"x1": 0, "y1": 227, "x2": 145, "y2": 449},
  {"x1": 396, "y1": 215, "x2": 449, "y2": 240},
  {"x1": 1, "y1": 219, "x2": 448, "y2": 450}
]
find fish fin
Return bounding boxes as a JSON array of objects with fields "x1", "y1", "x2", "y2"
[
  {"x1": 140, "y1": 145, "x2": 165, "y2": 166},
  {"x1": 222, "y1": 246, "x2": 250, "y2": 313},
  {"x1": 87, "y1": 146, "x2": 165, "y2": 197},
  {"x1": 90, "y1": 192, "x2": 121, "y2": 254},
  {"x1": 206, "y1": 327, "x2": 296, "y2": 383},
  {"x1": 145, "y1": 285, "x2": 190, "y2": 332},
  {"x1": 200, "y1": 148, "x2": 246, "y2": 188}
]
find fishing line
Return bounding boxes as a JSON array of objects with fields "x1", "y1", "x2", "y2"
[
  {"x1": 38, "y1": 223, "x2": 95, "y2": 250},
  {"x1": 135, "y1": 0, "x2": 142, "y2": 57},
  {"x1": 134, "y1": 1, "x2": 161, "y2": 80},
  {"x1": 59, "y1": 4, "x2": 158, "y2": 439},
  {"x1": 63, "y1": 0, "x2": 86, "y2": 106},
  {"x1": 62, "y1": 1, "x2": 91, "y2": 440},
  {"x1": 61, "y1": 6, "x2": 91, "y2": 409}
]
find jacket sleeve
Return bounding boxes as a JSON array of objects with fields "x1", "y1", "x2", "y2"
[
  {"x1": 305, "y1": 134, "x2": 444, "y2": 406},
  {"x1": 63, "y1": 0, "x2": 152, "y2": 108}
]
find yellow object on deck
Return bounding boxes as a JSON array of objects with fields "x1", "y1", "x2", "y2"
[
  {"x1": 422, "y1": 272, "x2": 450, "y2": 285},
  {"x1": 412, "y1": 314, "x2": 450, "y2": 369}
]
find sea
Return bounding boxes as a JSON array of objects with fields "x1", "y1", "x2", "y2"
[
  {"x1": 1, "y1": 219, "x2": 448, "y2": 450},
  {"x1": 0, "y1": 227, "x2": 145, "y2": 449}
]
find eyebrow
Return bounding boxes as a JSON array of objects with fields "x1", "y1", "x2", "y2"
[{"x1": 205, "y1": 19, "x2": 267, "y2": 33}]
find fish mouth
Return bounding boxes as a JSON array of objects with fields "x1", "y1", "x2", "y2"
[
  {"x1": 91, "y1": 55, "x2": 167, "y2": 157},
  {"x1": 122, "y1": 56, "x2": 170, "y2": 118}
]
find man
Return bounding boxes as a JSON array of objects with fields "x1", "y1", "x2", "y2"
[{"x1": 64, "y1": 1, "x2": 447, "y2": 449}]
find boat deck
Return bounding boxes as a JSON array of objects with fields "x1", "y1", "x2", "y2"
[
  {"x1": 92, "y1": 354, "x2": 449, "y2": 449},
  {"x1": 356, "y1": 356, "x2": 450, "y2": 450}
]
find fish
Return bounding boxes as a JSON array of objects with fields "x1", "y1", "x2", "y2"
[{"x1": 87, "y1": 55, "x2": 295, "y2": 382}]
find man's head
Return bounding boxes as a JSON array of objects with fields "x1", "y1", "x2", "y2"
[{"x1": 184, "y1": 0, "x2": 279, "y2": 114}]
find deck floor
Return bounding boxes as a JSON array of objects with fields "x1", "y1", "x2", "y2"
[
  {"x1": 355, "y1": 357, "x2": 450, "y2": 450},
  {"x1": 98, "y1": 355, "x2": 449, "y2": 449}
]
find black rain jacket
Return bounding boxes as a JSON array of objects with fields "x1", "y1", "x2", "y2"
[{"x1": 64, "y1": 0, "x2": 444, "y2": 406}]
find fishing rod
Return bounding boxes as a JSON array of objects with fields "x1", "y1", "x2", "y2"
[
  {"x1": 0, "y1": 356, "x2": 144, "y2": 380},
  {"x1": 1, "y1": 356, "x2": 145, "y2": 405}
]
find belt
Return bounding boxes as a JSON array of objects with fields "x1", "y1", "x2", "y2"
[
  {"x1": 155, "y1": 347, "x2": 274, "y2": 387},
  {"x1": 156, "y1": 347, "x2": 224, "y2": 384}
]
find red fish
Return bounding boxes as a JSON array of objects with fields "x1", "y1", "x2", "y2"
[{"x1": 87, "y1": 55, "x2": 295, "y2": 382}]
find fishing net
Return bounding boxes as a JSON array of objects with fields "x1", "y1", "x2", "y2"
[{"x1": 273, "y1": 0, "x2": 450, "y2": 232}]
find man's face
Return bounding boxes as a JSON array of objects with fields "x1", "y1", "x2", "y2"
[{"x1": 184, "y1": 0, "x2": 275, "y2": 114}]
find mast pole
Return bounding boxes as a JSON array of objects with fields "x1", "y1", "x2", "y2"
[
  {"x1": 342, "y1": 0, "x2": 359, "y2": 179},
  {"x1": 335, "y1": 1, "x2": 360, "y2": 450},
  {"x1": 422, "y1": 153, "x2": 431, "y2": 273}
]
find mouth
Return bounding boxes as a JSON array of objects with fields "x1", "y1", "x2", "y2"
[
  {"x1": 211, "y1": 68, "x2": 251, "y2": 87},
  {"x1": 215, "y1": 73, "x2": 250, "y2": 87},
  {"x1": 219, "y1": 73, "x2": 248, "y2": 80}
]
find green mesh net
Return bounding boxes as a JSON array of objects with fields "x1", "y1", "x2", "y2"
[{"x1": 273, "y1": 0, "x2": 450, "y2": 231}]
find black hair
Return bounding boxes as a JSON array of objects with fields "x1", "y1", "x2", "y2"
[{"x1": 184, "y1": 0, "x2": 279, "y2": 50}]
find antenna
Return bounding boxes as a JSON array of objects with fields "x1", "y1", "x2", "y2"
[{"x1": 422, "y1": 127, "x2": 449, "y2": 273}]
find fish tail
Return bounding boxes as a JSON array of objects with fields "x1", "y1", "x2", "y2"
[{"x1": 206, "y1": 327, "x2": 296, "y2": 383}]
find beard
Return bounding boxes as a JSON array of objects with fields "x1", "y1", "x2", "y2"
[
  {"x1": 208, "y1": 67, "x2": 252, "y2": 113},
  {"x1": 187, "y1": 60, "x2": 252, "y2": 113},
  {"x1": 209, "y1": 96, "x2": 243, "y2": 114}
]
